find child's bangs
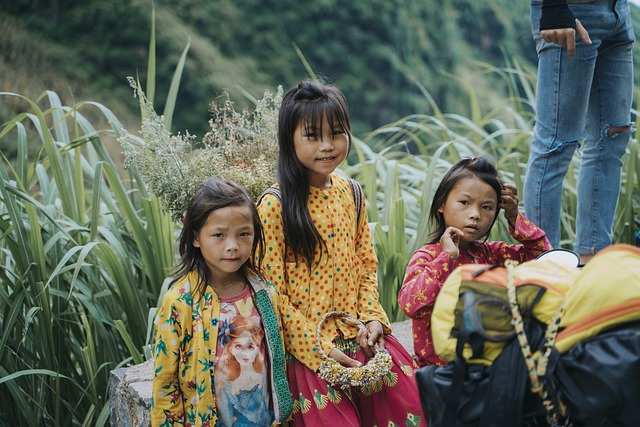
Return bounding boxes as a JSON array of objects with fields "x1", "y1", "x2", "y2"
[{"x1": 299, "y1": 97, "x2": 349, "y2": 135}]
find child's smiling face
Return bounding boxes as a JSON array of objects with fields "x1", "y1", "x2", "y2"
[{"x1": 293, "y1": 114, "x2": 349, "y2": 188}]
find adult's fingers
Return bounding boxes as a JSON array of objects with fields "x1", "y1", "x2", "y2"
[
  {"x1": 541, "y1": 19, "x2": 591, "y2": 59},
  {"x1": 575, "y1": 18, "x2": 592, "y2": 46}
]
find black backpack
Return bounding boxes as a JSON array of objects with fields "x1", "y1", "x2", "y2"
[{"x1": 416, "y1": 315, "x2": 550, "y2": 426}]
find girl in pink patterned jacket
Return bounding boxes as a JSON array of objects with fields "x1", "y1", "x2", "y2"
[{"x1": 398, "y1": 157, "x2": 552, "y2": 367}]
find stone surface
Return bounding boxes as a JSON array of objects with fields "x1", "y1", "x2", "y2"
[
  {"x1": 391, "y1": 319, "x2": 414, "y2": 357},
  {"x1": 109, "y1": 359, "x2": 154, "y2": 427},
  {"x1": 109, "y1": 320, "x2": 414, "y2": 426}
]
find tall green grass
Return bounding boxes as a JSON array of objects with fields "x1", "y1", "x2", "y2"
[
  {"x1": 0, "y1": 8, "x2": 191, "y2": 424},
  {"x1": 0, "y1": 90, "x2": 175, "y2": 425}
]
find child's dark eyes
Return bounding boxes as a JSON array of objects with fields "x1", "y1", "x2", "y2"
[
  {"x1": 304, "y1": 129, "x2": 345, "y2": 139},
  {"x1": 457, "y1": 200, "x2": 495, "y2": 211}
]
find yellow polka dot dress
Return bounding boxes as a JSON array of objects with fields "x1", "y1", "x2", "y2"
[
  {"x1": 258, "y1": 173, "x2": 426, "y2": 426},
  {"x1": 258, "y1": 173, "x2": 391, "y2": 371}
]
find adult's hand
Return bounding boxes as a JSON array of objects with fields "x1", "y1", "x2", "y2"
[{"x1": 541, "y1": 18, "x2": 592, "y2": 59}]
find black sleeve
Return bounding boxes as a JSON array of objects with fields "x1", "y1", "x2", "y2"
[{"x1": 540, "y1": 0, "x2": 576, "y2": 31}]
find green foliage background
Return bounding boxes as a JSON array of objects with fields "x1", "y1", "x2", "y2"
[
  {"x1": 4, "y1": 0, "x2": 640, "y2": 138},
  {"x1": 0, "y1": 0, "x2": 569, "y2": 139},
  {"x1": 1, "y1": 1, "x2": 640, "y2": 426}
]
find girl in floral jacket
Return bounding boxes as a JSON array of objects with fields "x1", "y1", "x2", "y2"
[{"x1": 152, "y1": 178, "x2": 292, "y2": 427}]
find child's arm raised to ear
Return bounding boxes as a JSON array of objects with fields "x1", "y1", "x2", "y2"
[
  {"x1": 499, "y1": 183, "x2": 520, "y2": 227},
  {"x1": 491, "y1": 183, "x2": 552, "y2": 263}
]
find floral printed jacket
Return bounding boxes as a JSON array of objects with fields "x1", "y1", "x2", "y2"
[{"x1": 151, "y1": 271, "x2": 293, "y2": 427}]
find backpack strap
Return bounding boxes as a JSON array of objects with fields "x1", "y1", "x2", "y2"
[
  {"x1": 440, "y1": 328, "x2": 484, "y2": 427},
  {"x1": 347, "y1": 178, "x2": 364, "y2": 227},
  {"x1": 479, "y1": 330, "x2": 534, "y2": 427},
  {"x1": 258, "y1": 186, "x2": 282, "y2": 204},
  {"x1": 506, "y1": 260, "x2": 565, "y2": 424}
]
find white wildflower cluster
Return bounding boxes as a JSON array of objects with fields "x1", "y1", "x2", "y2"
[{"x1": 118, "y1": 78, "x2": 282, "y2": 222}]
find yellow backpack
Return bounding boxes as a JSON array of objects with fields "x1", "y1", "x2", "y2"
[
  {"x1": 431, "y1": 257, "x2": 577, "y2": 365},
  {"x1": 417, "y1": 244, "x2": 640, "y2": 427},
  {"x1": 550, "y1": 244, "x2": 640, "y2": 425},
  {"x1": 555, "y1": 244, "x2": 640, "y2": 352}
]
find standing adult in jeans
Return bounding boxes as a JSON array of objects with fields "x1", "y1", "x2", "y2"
[{"x1": 524, "y1": 0, "x2": 634, "y2": 264}]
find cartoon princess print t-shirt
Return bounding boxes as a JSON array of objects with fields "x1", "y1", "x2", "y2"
[{"x1": 214, "y1": 285, "x2": 273, "y2": 427}]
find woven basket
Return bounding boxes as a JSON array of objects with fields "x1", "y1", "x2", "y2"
[{"x1": 316, "y1": 311, "x2": 393, "y2": 389}]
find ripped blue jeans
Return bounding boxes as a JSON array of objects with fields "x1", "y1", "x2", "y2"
[{"x1": 525, "y1": 0, "x2": 634, "y2": 253}]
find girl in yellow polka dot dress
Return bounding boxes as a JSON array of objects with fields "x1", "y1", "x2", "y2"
[{"x1": 257, "y1": 80, "x2": 426, "y2": 427}]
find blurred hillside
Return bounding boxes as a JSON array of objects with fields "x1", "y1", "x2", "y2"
[{"x1": 1, "y1": 0, "x2": 639, "y2": 143}]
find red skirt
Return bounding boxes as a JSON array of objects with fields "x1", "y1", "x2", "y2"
[{"x1": 286, "y1": 334, "x2": 427, "y2": 426}]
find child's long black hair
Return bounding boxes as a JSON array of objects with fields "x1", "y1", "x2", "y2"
[
  {"x1": 427, "y1": 157, "x2": 503, "y2": 244},
  {"x1": 174, "y1": 178, "x2": 265, "y2": 295},
  {"x1": 277, "y1": 80, "x2": 352, "y2": 268}
]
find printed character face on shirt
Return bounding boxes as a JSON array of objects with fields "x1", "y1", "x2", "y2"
[
  {"x1": 193, "y1": 205, "x2": 255, "y2": 282},
  {"x1": 293, "y1": 114, "x2": 349, "y2": 188},
  {"x1": 229, "y1": 331, "x2": 261, "y2": 368},
  {"x1": 438, "y1": 176, "x2": 499, "y2": 249}
]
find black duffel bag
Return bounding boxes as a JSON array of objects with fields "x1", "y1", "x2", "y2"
[{"x1": 550, "y1": 325, "x2": 640, "y2": 427}]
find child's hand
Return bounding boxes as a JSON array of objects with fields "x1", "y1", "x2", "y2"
[
  {"x1": 500, "y1": 183, "x2": 519, "y2": 226},
  {"x1": 357, "y1": 320, "x2": 385, "y2": 357},
  {"x1": 329, "y1": 347, "x2": 361, "y2": 368},
  {"x1": 440, "y1": 226, "x2": 463, "y2": 258}
]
